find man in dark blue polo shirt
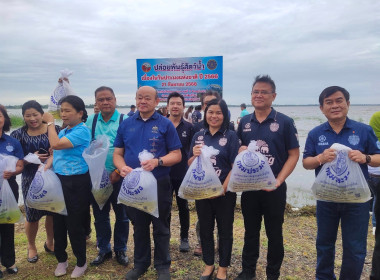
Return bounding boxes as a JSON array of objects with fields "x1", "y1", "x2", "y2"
[
  {"x1": 113, "y1": 86, "x2": 182, "y2": 280},
  {"x1": 302, "y1": 86, "x2": 380, "y2": 280},
  {"x1": 166, "y1": 92, "x2": 194, "y2": 252},
  {"x1": 235, "y1": 75, "x2": 300, "y2": 280}
]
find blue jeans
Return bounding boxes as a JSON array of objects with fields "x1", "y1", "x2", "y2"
[
  {"x1": 91, "y1": 180, "x2": 129, "y2": 254},
  {"x1": 368, "y1": 175, "x2": 380, "y2": 228},
  {"x1": 316, "y1": 200, "x2": 369, "y2": 280}
]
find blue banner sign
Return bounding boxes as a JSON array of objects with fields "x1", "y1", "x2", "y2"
[{"x1": 136, "y1": 56, "x2": 223, "y2": 102}]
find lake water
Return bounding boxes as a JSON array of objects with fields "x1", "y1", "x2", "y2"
[{"x1": 7, "y1": 105, "x2": 379, "y2": 207}]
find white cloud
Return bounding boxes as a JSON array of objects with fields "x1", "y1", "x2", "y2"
[{"x1": 0, "y1": 0, "x2": 379, "y2": 105}]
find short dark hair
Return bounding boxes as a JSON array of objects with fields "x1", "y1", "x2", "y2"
[
  {"x1": 195, "y1": 105, "x2": 202, "y2": 111},
  {"x1": 22, "y1": 100, "x2": 44, "y2": 116},
  {"x1": 200, "y1": 90, "x2": 221, "y2": 106},
  {"x1": 59, "y1": 95, "x2": 88, "y2": 122},
  {"x1": 252, "y1": 75, "x2": 276, "y2": 93},
  {"x1": 319, "y1": 86, "x2": 350, "y2": 106},
  {"x1": 130, "y1": 105, "x2": 136, "y2": 109},
  {"x1": 0, "y1": 104, "x2": 11, "y2": 132},
  {"x1": 167, "y1": 92, "x2": 185, "y2": 106},
  {"x1": 203, "y1": 99, "x2": 230, "y2": 131},
  {"x1": 94, "y1": 86, "x2": 115, "y2": 98},
  {"x1": 240, "y1": 103, "x2": 246, "y2": 109}
]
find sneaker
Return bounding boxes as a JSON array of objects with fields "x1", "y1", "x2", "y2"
[
  {"x1": 125, "y1": 268, "x2": 148, "y2": 280},
  {"x1": 54, "y1": 261, "x2": 68, "y2": 277},
  {"x1": 193, "y1": 244, "x2": 202, "y2": 256},
  {"x1": 71, "y1": 263, "x2": 87, "y2": 278},
  {"x1": 374, "y1": 227, "x2": 377, "y2": 236},
  {"x1": 157, "y1": 269, "x2": 171, "y2": 280},
  {"x1": 234, "y1": 270, "x2": 256, "y2": 280},
  {"x1": 179, "y1": 238, "x2": 190, "y2": 252}
]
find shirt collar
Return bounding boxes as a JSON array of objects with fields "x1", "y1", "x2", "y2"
[
  {"x1": 250, "y1": 107, "x2": 276, "y2": 123},
  {"x1": 98, "y1": 110, "x2": 119, "y2": 123},
  {"x1": 204, "y1": 127, "x2": 226, "y2": 136},
  {"x1": 323, "y1": 117, "x2": 353, "y2": 131},
  {"x1": 136, "y1": 111, "x2": 159, "y2": 121}
]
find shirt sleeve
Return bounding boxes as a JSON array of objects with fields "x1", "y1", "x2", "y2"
[
  {"x1": 13, "y1": 137, "x2": 24, "y2": 159},
  {"x1": 366, "y1": 126, "x2": 380, "y2": 155},
  {"x1": 303, "y1": 130, "x2": 317, "y2": 159},
  {"x1": 64, "y1": 125, "x2": 91, "y2": 148},
  {"x1": 284, "y1": 117, "x2": 300, "y2": 150},
  {"x1": 113, "y1": 122, "x2": 125, "y2": 148}
]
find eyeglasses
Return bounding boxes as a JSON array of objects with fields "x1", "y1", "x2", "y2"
[{"x1": 251, "y1": 90, "x2": 273, "y2": 95}]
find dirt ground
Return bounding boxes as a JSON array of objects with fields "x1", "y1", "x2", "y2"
[{"x1": 8, "y1": 202, "x2": 376, "y2": 280}]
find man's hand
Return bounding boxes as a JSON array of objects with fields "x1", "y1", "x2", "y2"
[
  {"x1": 141, "y1": 159, "x2": 158, "y2": 172},
  {"x1": 348, "y1": 150, "x2": 366, "y2": 164},
  {"x1": 120, "y1": 165, "x2": 133, "y2": 177},
  {"x1": 110, "y1": 170, "x2": 121, "y2": 184},
  {"x1": 320, "y1": 148, "x2": 336, "y2": 164}
]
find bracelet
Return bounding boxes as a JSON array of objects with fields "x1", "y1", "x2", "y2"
[
  {"x1": 316, "y1": 154, "x2": 322, "y2": 166},
  {"x1": 114, "y1": 169, "x2": 120, "y2": 175}
]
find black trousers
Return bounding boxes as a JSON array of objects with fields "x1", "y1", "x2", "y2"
[
  {"x1": 371, "y1": 176, "x2": 380, "y2": 280},
  {"x1": 126, "y1": 176, "x2": 172, "y2": 270},
  {"x1": 196, "y1": 192, "x2": 236, "y2": 267},
  {"x1": 54, "y1": 173, "x2": 91, "y2": 267},
  {"x1": 241, "y1": 182, "x2": 287, "y2": 279},
  {"x1": 0, "y1": 178, "x2": 18, "y2": 268},
  {"x1": 170, "y1": 178, "x2": 190, "y2": 239}
]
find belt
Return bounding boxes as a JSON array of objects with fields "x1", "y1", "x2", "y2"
[{"x1": 370, "y1": 173, "x2": 380, "y2": 178}]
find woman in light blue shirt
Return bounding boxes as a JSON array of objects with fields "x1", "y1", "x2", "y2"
[{"x1": 43, "y1": 95, "x2": 91, "y2": 278}]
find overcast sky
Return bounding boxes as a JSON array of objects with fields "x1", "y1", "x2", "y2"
[{"x1": 1, "y1": 0, "x2": 379, "y2": 106}]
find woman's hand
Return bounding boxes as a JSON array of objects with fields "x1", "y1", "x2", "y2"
[
  {"x1": 3, "y1": 171, "x2": 13, "y2": 179},
  {"x1": 110, "y1": 170, "x2": 121, "y2": 184},
  {"x1": 238, "y1": 145, "x2": 248, "y2": 154},
  {"x1": 34, "y1": 151, "x2": 49, "y2": 163},
  {"x1": 42, "y1": 112, "x2": 55, "y2": 123},
  {"x1": 193, "y1": 144, "x2": 203, "y2": 157}
]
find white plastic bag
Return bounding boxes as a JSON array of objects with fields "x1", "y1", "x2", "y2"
[
  {"x1": 83, "y1": 136, "x2": 113, "y2": 210},
  {"x1": 118, "y1": 150, "x2": 158, "y2": 217},
  {"x1": 312, "y1": 143, "x2": 371, "y2": 203},
  {"x1": 0, "y1": 180, "x2": 23, "y2": 224},
  {"x1": 178, "y1": 145, "x2": 223, "y2": 200},
  {"x1": 228, "y1": 141, "x2": 276, "y2": 192},
  {"x1": 48, "y1": 69, "x2": 75, "y2": 119},
  {"x1": 24, "y1": 153, "x2": 42, "y2": 165},
  {"x1": 26, "y1": 165, "x2": 67, "y2": 215}
]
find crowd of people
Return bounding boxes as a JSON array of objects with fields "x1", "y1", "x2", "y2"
[{"x1": 0, "y1": 75, "x2": 379, "y2": 280}]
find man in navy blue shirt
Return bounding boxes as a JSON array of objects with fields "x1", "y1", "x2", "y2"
[
  {"x1": 127, "y1": 105, "x2": 136, "y2": 117},
  {"x1": 235, "y1": 75, "x2": 300, "y2": 280},
  {"x1": 167, "y1": 92, "x2": 194, "y2": 253},
  {"x1": 303, "y1": 86, "x2": 380, "y2": 280},
  {"x1": 113, "y1": 86, "x2": 182, "y2": 280}
]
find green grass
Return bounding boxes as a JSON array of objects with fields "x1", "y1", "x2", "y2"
[{"x1": 10, "y1": 114, "x2": 24, "y2": 128}]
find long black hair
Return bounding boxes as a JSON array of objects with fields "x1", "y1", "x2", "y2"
[
  {"x1": 203, "y1": 98, "x2": 230, "y2": 131},
  {"x1": 0, "y1": 104, "x2": 11, "y2": 132},
  {"x1": 59, "y1": 95, "x2": 88, "y2": 122}
]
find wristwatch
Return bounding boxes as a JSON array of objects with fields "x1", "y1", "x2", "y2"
[
  {"x1": 365, "y1": 155, "x2": 371, "y2": 164},
  {"x1": 158, "y1": 157, "x2": 164, "y2": 167}
]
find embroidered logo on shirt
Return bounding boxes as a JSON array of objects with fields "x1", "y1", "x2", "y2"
[
  {"x1": 243, "y1": 122, "x2": 251, "y2": 132},
  {"x1": 318, "y1": 135, "x2": 329, "y2": 146},
  {"x1": 152, "y1": 126, "x2": 159, "y2": 133},
  {"x1": 182, "y1": 131, "x2": 187, "y2": 137},
  {"x1": 377, "y1": 140, "x2": 380, "y2": 150},
  {"x1": 219, "y1": 137, "x2": 227, "y2": 146},
  {"x1": 6, "y1": 143, "x2": 14, "y2": 152},
  {"x1": 270, "y1": 122, "x2": 279, "y2": 132},
  {"x1": 348, "y1": 134, "x2": 360, "y2": 146}
]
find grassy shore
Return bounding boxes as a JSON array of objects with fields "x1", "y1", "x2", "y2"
[{"x1": 9, "y1": 203, "x2": 375, "y2": 280}]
